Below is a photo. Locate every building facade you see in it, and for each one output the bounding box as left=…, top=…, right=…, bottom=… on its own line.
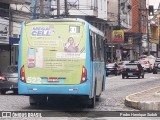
left=123, top=0, right=147, bottom=60
left=0, top=0, right=27, bottom=71
left=106, top=0, right=132, bottom=61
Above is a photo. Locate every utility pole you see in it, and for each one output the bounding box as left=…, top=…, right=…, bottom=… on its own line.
left=158, top=15, right=160, bottom=57
left=138, top=1, right=142, bottom=56
left=40, top=0, right=44, bottom=18
left=64, top=0, right=68, bottom=16
left=118, top=0, right=121, bottom=29
left=117, top=0, right=121, bottom=61
left=32, top=0, right=37, bottom=19
left=147, top=14, right=150, bottom=55
left=9, top=5, right=12, bottom=65
left=57, top=0, right=60, bottom=17
left=111, top=26, right=114, bottom=62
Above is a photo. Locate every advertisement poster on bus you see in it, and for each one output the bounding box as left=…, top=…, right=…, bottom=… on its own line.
left=21, top=22, right=86, bottom=85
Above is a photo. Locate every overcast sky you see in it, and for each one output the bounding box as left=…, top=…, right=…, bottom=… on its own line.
left=147, top=0, right=160, bottom=9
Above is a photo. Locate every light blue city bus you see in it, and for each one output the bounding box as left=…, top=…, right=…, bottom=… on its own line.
left=18, top=18, right=106, bottom=108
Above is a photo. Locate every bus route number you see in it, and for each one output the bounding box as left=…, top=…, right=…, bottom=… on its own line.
left=27, top=77, right=41, bottom=83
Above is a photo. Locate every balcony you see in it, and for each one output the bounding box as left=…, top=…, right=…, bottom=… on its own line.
left=0, top=0, right=25, bottom=4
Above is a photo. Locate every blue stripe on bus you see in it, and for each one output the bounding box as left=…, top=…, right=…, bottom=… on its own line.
left=18, top=22, right=24, bottom=81
left=85, top=22, right=92, bottom=97
left=18, top=81, right=90, bottom=95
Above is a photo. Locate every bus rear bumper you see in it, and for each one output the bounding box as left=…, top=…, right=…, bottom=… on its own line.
left=18, top=82, right=90, bottom=96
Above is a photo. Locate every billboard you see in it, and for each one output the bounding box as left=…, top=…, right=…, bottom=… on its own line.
left=112, top=30, right=124, bottom=42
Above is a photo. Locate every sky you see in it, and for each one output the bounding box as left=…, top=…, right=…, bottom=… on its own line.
left=147, top=0, right=160, bottom=9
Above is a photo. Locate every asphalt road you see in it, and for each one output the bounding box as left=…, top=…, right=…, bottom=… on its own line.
left=0, top=73, right=160, bottom=120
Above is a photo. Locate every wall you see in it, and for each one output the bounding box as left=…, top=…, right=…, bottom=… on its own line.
left=130, top=0, right=147, bottom=33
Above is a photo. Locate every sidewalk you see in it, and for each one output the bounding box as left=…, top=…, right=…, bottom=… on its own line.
left=125, top=86, right=160, bottom=110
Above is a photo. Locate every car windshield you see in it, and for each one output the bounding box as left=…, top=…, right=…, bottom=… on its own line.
left=5, top=66, right=18, bottom=73
left=125, top=64, right=137, bottom=69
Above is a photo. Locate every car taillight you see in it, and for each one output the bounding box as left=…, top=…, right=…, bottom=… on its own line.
left=136, top=67, right=139, bottom=71
left=20, top=65, right=26, bottom=83
left=80, top=66, right=87, bottom=83
left=145, top=61, right=150, bottom=65
left=0, top=76, right=5, bottom=80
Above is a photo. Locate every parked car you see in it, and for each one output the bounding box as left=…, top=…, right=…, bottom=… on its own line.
left=139, top=59, right=152, bottom=72
left=0, top=65, right=18, bottom=94
left=122, top=63, right=144, bottom=79
left=146, top=55, right=156, bottom=69
left=139, top=55, right=156, bottom=69
left=153, top=58, right=160, bottom=74
left=106, top=63, right=121, bottom=76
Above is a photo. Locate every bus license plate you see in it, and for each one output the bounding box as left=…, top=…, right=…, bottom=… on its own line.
left=48, top=78, right=59, bottom=82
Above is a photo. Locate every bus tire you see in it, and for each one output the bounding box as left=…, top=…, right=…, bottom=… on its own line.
left=29, top=96, right=37, bottom=106
left=29, top=96, right=47, bottom=106
left=1, top=90, right=6, bottom=95
left=88, top=83, right=96, bottom=108
left=96, top=77, right=104, bottom=101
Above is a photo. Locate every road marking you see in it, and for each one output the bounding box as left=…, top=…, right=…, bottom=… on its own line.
left=149, top=77, right=159, bottom=79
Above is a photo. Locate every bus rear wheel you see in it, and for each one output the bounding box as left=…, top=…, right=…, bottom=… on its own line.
left=29, top=96, right=47, bottom=106
left=88, top=84, right=96, bottom=108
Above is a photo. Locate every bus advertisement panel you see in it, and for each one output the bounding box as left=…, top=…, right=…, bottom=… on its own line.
left=20, top=21, right=86, bottom=85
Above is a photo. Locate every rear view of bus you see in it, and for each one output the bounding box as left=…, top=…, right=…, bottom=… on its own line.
left=18, top=18, right=105, bottom=108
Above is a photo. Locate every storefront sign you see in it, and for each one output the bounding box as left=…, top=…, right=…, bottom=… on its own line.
left=112, top=30, right=124, bottom=42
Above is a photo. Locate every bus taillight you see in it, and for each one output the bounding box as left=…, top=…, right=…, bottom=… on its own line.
left=81, top=66, right=87, bottom=83
left=20, top=65, right=26, bottom=83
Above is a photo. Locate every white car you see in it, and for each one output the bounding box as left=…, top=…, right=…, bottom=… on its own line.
left=139, top=55, right=156, bottom=69
left=139, top=59, right=152, bottom=72
left=118, top=61, right=130, bottom=72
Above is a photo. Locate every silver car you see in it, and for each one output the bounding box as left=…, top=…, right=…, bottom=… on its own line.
left=0, top=65, right=18, bottom=94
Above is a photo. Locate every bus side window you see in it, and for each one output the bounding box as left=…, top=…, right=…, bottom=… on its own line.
left=96, top=35, right=100, bottom=61
left=100, top=37, right=104, bottom=62
left=91, top=32, right=96, bottom=61
left=90, top=34, right=93, bottom=61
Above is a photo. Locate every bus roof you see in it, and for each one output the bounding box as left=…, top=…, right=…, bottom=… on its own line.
left=24, top=18, right=105, bottom=37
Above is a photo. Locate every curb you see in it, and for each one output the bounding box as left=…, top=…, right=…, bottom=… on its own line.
left=125, top=86, right=160, bottom=110
left=154, top=91, right=160, bottom=97
left=125, top=96, right=140, bottom=110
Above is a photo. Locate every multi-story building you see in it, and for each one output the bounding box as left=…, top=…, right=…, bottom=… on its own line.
left=106, top=0, right=150, bottom=61
left=149, top=4, right=160, bottom=57
left=106, top=0, right=132, bottom=61
left=127, top=0, right=147, bottom=59
left=0, top=0, right=25, bottom=71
